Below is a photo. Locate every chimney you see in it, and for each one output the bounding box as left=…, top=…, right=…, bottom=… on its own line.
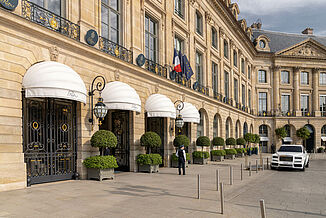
left=302, top=28, right=313, bottom=35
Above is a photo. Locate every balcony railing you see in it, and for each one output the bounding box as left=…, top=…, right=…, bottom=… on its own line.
left=22, top=0, right=80, bottom=41
left=258, top=111, right=274, bottom=117
left=301, top=110, right=314, bottom=117
left=213, top=91, right=223, bottom=102
left=280, top=111, right=296, bottom=117
left=173, top=73, right=191, bottom=88
left=99, top=37, right=133, bottom=64
left=193, top=83, right=209, bottom=96
left=322, top=111, right=326, bottom=117
left=144, top=58, right=167, bottom=78
left=223, top=97, right=233, bottom=106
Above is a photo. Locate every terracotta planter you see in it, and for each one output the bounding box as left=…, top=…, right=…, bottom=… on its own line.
left=211, top=155, right=224, bottom=162
left=225, top=154, right=235, bottom=160
left=87, top=168, right=114, bottom=181
left=138, top=164, right=159, bottom=173
left=193, top=157, right=208, bottom=165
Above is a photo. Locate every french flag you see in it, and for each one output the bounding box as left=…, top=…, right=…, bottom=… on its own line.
left=173, top=48, right=182, bottom=73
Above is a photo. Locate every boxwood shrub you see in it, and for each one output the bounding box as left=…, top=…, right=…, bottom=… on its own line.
left=83, top=155, right=118, bottom=169
left=90, top=130, right=117, bottom=149
left=140, top=132, right=162, bottom=152
left=236, top=138, right=246, bottom=146
left=235, top=148, right=245, bottom=154
left=211, top=150, right=226, bottom=156
left=226, top=138, right=236, bottom=146
left=212, top=137, right=225, bottom=147
left=196, top=136, right=211, bottom=147
left=192, top=151, right=209, bottom=159
left=136, top=154, right=162, bottom=166
left=224, top=148, right=237, bottom=155
left=173, top=135, right=190, bottom=147
left=317, top=147, right=325, bottom=153
left=171, top=153, right=190, bottom=161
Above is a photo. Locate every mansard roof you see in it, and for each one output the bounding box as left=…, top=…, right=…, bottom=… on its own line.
left=252, top=29, right=326, bottom=53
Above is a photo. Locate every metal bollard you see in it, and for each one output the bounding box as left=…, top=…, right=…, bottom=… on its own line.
left=249, top=162, right=252, bottom=176
left=241, top=163, right=243, bottom=181
left=216, top=169, right=220, bottom=191
left=262, top=159, right=264, bottom=171
left=260, top=199, right=266, bottom=218
left=230, top=166, right=233, bottom=185
left=197, top=174, right=200, bottom=199
left=256, top=160, right=258, bottom=173
left=220, top=182, right=224, bottom=214
left=267, top=157, right=269, bottom=170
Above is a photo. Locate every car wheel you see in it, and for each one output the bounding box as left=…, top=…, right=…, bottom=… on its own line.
left=271, top=166, right=276, bottom=170
left=301, top=166, right=305, bottom=171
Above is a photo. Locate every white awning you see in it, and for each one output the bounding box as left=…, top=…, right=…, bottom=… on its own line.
left=260, top=137, right=269, bottom=142
left=102, top=81, right=141, bottom=113
left=283, top=137, right=293, bottom=142
left=22, top=61, right=87, bottom=103
left=145, top=94, right=176, bottom=118
left=321, top=137, right=326, bottom=142
left=178, top=102, right=200, bottom=124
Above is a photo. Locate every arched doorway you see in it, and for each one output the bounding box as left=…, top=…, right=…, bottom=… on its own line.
left=235, top=120, right=241, bottom=138
left=321, top=125, right=326, bottom=146
left=305, top=124, right=315, bottom=153
left=225, top=117, right=233, bottom=139
left=213, top=113, right=221, bottom=138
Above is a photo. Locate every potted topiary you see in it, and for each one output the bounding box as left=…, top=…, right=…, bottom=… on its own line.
left=212, top=137, right=225, bottom=149
left=226, top=137, right=236, bottom=149
left=235, top=148, right=245, bottom=157
left=194, top=136, right=211, bottom=164
left=137, top=132, right=162, bottom=173
left=317, top=147, right=325, bottom=153
left=171, top=135, right=190, bottom=167
left=192, top=151, right=209, bottom=164
left=211, top=150, right=226, bottom=162
left=171, top=153, right=190, bottom=168
left=236, top=138, right=246, bottom=148
left=224, top=148, right=237, bottom=159
left=84, top=130, right=118, bottom=181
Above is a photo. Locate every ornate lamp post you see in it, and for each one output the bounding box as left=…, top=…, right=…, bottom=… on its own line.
left=89, top=76, right=108, bottom=127
left=174, top=100, right=184, bottom=134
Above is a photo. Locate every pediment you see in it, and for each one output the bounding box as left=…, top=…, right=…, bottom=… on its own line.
left=276, top=39, right=326, bottom=58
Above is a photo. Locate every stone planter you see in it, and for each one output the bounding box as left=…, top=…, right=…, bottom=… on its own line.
left=211, top=155, right=224, bottom=162
left=138, top=164, right=159, bottom=173
left=87, top=168, right=114, bottom=181
left=225, top=154, right=235, bottom=160
left=193, top=157, right=208, bottom=165
left=236, top=153, right=245, bottom=158
left=171, top=159, right=189, bottom=168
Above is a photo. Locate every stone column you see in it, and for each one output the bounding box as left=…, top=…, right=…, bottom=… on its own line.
left=313, top=68, right=320, bottom=116
left=273, top=66, right=280, bottom=115
left=293, top=67, right=301, bottom=116
left=219, top=28, right=225, bottom=95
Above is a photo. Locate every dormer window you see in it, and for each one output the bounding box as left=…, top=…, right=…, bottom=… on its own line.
left=259, top=40, right=266, bottom=49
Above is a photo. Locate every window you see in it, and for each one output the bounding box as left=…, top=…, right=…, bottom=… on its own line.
left=233, top=50, right=237, bottom=67
left=196, top=52, right=203, bottom=85
left=145, top=15, right=158, bottom=62
left=281, top=94, right=290, bottom=113
left=224, top=40, right=229, bottom=59
left=242, top=84, right=246, bottom=106
left=259, top=40, right=266, bottom=49
left=241, top=58, right=245, bottom=74
left=174, top=0, right=184, bottom=18
left=196, top=11, right=203, bottom=35
left=258, top=70, right=266, bottom=83
left=258, top=92, right=267, bottom=113
left=320, top=73, right=326, bottom=85
left=259, top=125, right=268, bottom=137
left=248, top=89, right=251, bottom=108
left=101, top=0, right=121, bottom=44
left=213, top=115, right=218, bottom=138
left=243, top=122, right=248, bottom=136
left=320, top=95, right=326, bottom=116
left=212, top=62, right=218, bottom=93
left=174, top=36, right=184, bottom=53
left=248, top=65, right=251, bottom=79
left=235, top=122, right=239, bottom=138
left=225, top=71, right=229, bottom=98
left=322, top=125, right=326, bottom=137
left=234, top=79, right=238, bottom=102
left=281, top=71, right=290, bottom=84
left=197, top=111, right=203, bottom=138
left=301, top=95, right=309, bottom=114
left=30, top=0, right=66, bottom=17
left=225, top=119, right=230, bottom=139
left=301, top=72, right=309, bottom=85
left=212, top=27, right=217, bottom=48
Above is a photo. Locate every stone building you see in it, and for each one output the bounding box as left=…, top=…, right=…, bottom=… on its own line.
left=0, top=0, right=325, bottom=191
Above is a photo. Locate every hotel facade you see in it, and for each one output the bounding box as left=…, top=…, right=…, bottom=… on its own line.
left=0, top=0, right=325, bottom=191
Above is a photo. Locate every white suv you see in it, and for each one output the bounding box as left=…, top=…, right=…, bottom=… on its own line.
left=271, top=145, right=309, bottom=171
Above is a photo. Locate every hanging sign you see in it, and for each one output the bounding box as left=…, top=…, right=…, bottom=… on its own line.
left=85, top=29, right=98, bottom=46
left=0, top=0, right=18, bottom=10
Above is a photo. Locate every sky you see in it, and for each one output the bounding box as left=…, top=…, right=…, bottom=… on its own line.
left=233, top=0, right=326, bottom=36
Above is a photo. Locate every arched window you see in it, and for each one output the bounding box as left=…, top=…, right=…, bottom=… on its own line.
left=213, top=115, right=218, bottom=138
left=243, top=122, right=248, bottom=136
left=235, top=121, right=240, bottom=138
left=197, top=111, right=203, bottom=138
left=259, top=125, right=268, bottom=137
left=322, top=125, right=326, bottom=137
left=226, top=120, right=229, bottom=139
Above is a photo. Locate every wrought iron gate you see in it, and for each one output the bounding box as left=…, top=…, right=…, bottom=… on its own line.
left=23, top=98, right=77, bottom=185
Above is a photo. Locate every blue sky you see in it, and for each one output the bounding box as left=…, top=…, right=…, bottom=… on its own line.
left=233, top=0, right=326, bottom=36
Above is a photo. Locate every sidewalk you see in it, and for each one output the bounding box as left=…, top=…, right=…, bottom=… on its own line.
left=0, top=154, right=272, bottom=218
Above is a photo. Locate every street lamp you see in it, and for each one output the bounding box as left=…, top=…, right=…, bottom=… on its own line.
left=174, top=100, right=184, bottom=134
left=89, top=76, right=108, bottom=127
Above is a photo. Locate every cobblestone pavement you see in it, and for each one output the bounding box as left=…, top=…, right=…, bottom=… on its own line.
left=0, top=155, right=325, bottom=218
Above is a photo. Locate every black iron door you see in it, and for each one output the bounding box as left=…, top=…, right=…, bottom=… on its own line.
left=111, top=111, right=130, bottom=171
left=146, top=117, right=165, bottom=164
left=23, top=98, right=76, bottom=185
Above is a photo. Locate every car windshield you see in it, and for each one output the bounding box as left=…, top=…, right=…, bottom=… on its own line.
left=278, top=146, right=302, bottom=152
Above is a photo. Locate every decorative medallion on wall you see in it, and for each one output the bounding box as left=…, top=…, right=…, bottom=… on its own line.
left=49, top=46, right=59, bottom=61
left=193, top=81, right=198, bottom=90
left=85, top=29, right=98, bottom=46
left=136, top=54, right=145, bottom=67
left=0, top=0, right=18, bottom=10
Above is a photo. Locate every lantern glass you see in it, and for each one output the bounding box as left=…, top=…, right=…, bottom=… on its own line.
left=94, top=98, right=108, bottom=119
left=175, top=115, right=184, bottom=128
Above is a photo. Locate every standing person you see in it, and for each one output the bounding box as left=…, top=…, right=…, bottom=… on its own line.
left=176, top=145, right=186, bottom=175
